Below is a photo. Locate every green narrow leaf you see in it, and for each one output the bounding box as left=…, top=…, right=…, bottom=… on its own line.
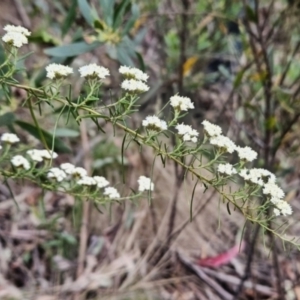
left=113, top=0, right=131, bottom=29
left=190, top=180, right=198, bottom=222
left=62, top=0, right=77, bottom=36
left=245, top=5, right=258, bottom=23
left=135, top=51, right=145, bottom=72
left=15, top=120, right=71, bottom=153
left=49, top=128, right=80, bottom=137
left=226, top=202, right=231, bottom=215
left=234, top=68, right=246, bottom=88
left=44, top=41, right=101, bottom=57
left=122, top=4, right=139, bottom=35
left=99, top=0, right=115, bottom=26
left=0, top=112, right=16, bottom=127
left=94, top=19, right=105, bottom=31
left=121, top=133, right=127, bottom=183
left=116, top=45, right=134, bottom=66
left=78, top=0, right=96, bottom=26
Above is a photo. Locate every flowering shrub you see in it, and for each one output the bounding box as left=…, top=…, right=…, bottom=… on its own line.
left=0, top=25, right=296, bottom=247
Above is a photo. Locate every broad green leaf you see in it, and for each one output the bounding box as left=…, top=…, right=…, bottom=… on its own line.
left=94, top=19, right=105, bottom=31
left=99, top=0, right=115, bottom=26
left=105, top=44, right=118, bottom=60
left=113, top=0, right=131, bottom=29
left=15, top=120, right=71, bottom=153
left=44, top=41, right=101, bottom=57
left=122, top=4, right=139, bottom=35
left=218, top=65, right=232, bottom=80
left=60, top=232, right=77, bottom=245
left=29, top=30, right=59, bottom=45
left=116, top=46, right=134, bottom=66
left=234, top=68, right=246, bottom=88
left=245, top=5, right=258, bottom=23
left=62, top=0, right=77, bottom=36
left=135, top=51, right=145, bottom=72
left=49, top=128, right=79, bottom=138
left=0, top=112, right=16, bottom=127
left=78, top=0, right=97, bottom=26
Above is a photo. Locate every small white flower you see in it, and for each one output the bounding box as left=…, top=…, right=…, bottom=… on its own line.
left=270, top=197, right=281, bottom=205
left=142, top=115, right=167, bottom=132
left=93, top=176, right=109, bottom=188
left=138, top=176, right=154, bottom=192
left=2, top=25, right=31, bottom=48
left=4, top=25, right=31, bottom=36
left=79, top=63, right=110, bottom=80
left=104, top=187, right=120, bottom=199
left=202, top=120, right=222, bottom=137
left=60, top=163, right=76, bottom=174
left=71, top=167, right=87, bottom=178
left=170, top=95, right=194, bottom=111
left=121, top=79, right=149, bottom=93
left=263, top=182, right=285, bottom=199
left=210, top=135, right=236, bottom=153
left=273, top=208, right=280, bottom=216
left=1, top=133, right=20, bottom=144
left=217, top=163, right=237, bottom=176
left=46, top=63, right=73, bottom=79
left=2, top=32, right=28, bottom=48
left=239, top=168, right=276, bottom=186
left=11, top=155, right=30, bottom=170
left=26, top=149, right=44, bottom=162
left=47, top=168, right=66, bottom=182
left=77, top=176, right=97, bottom=186
left=119, top=66, right=149, bottom=82
left=40, top=150, right=58, bottom=160
left=175, top=123, right=198, bottom=143
left=275, top=200, right=292, bottom=216
left=236, top=146, right=257, bottom=162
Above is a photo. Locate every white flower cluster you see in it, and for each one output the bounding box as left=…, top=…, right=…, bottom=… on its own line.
left=46, top=63, right=73, bottom=79
left=273, top=200, right=292, bottom=217
left=104, top=187, right=120, bottom=199
left=239, top=168, right=292, bottom=216
left=2, top=25, right=31, bottom=48
left=121, top=79, right=149, bottom=93
left=27, top=149, right=58, bottom=162
left=138, top=176, right=154, bottom=192
left=94, top=176, right=110, bottom=188
left=202, top=121, right=257, bottom=162
left=1, top=133, right=20, bottom=144
left=263, top=182, right=292, bottom=216
left=236, top=146, right=257, bottom=162
left=239, top=168, right=276, bottom=186
left=210, top=135, right=236, bottom=154
left=217, top=163, right=237, bottom=176
left=119, top=66, right=149, bottom=82
left=170, top=95, right=194, bottom=112
left=119, top=66, right=149, bottom=93
left=11, top=155, right=30, bottom=170
left=142, top=115, right=167, bottom=132
left=202, top=120, right=222, bottom=137
left=61, top=164, right=87, bottom=178
left=79, top=63, right=110, bottom=80
left=0, top=135, right=154, bottom=201
left=77, top=176, right=97, bottom=186
left=263, top=182, right=284, bottom=198
left=47, top=167, right=67, bottom=182
left=175, top=123, right=198, bottom=143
